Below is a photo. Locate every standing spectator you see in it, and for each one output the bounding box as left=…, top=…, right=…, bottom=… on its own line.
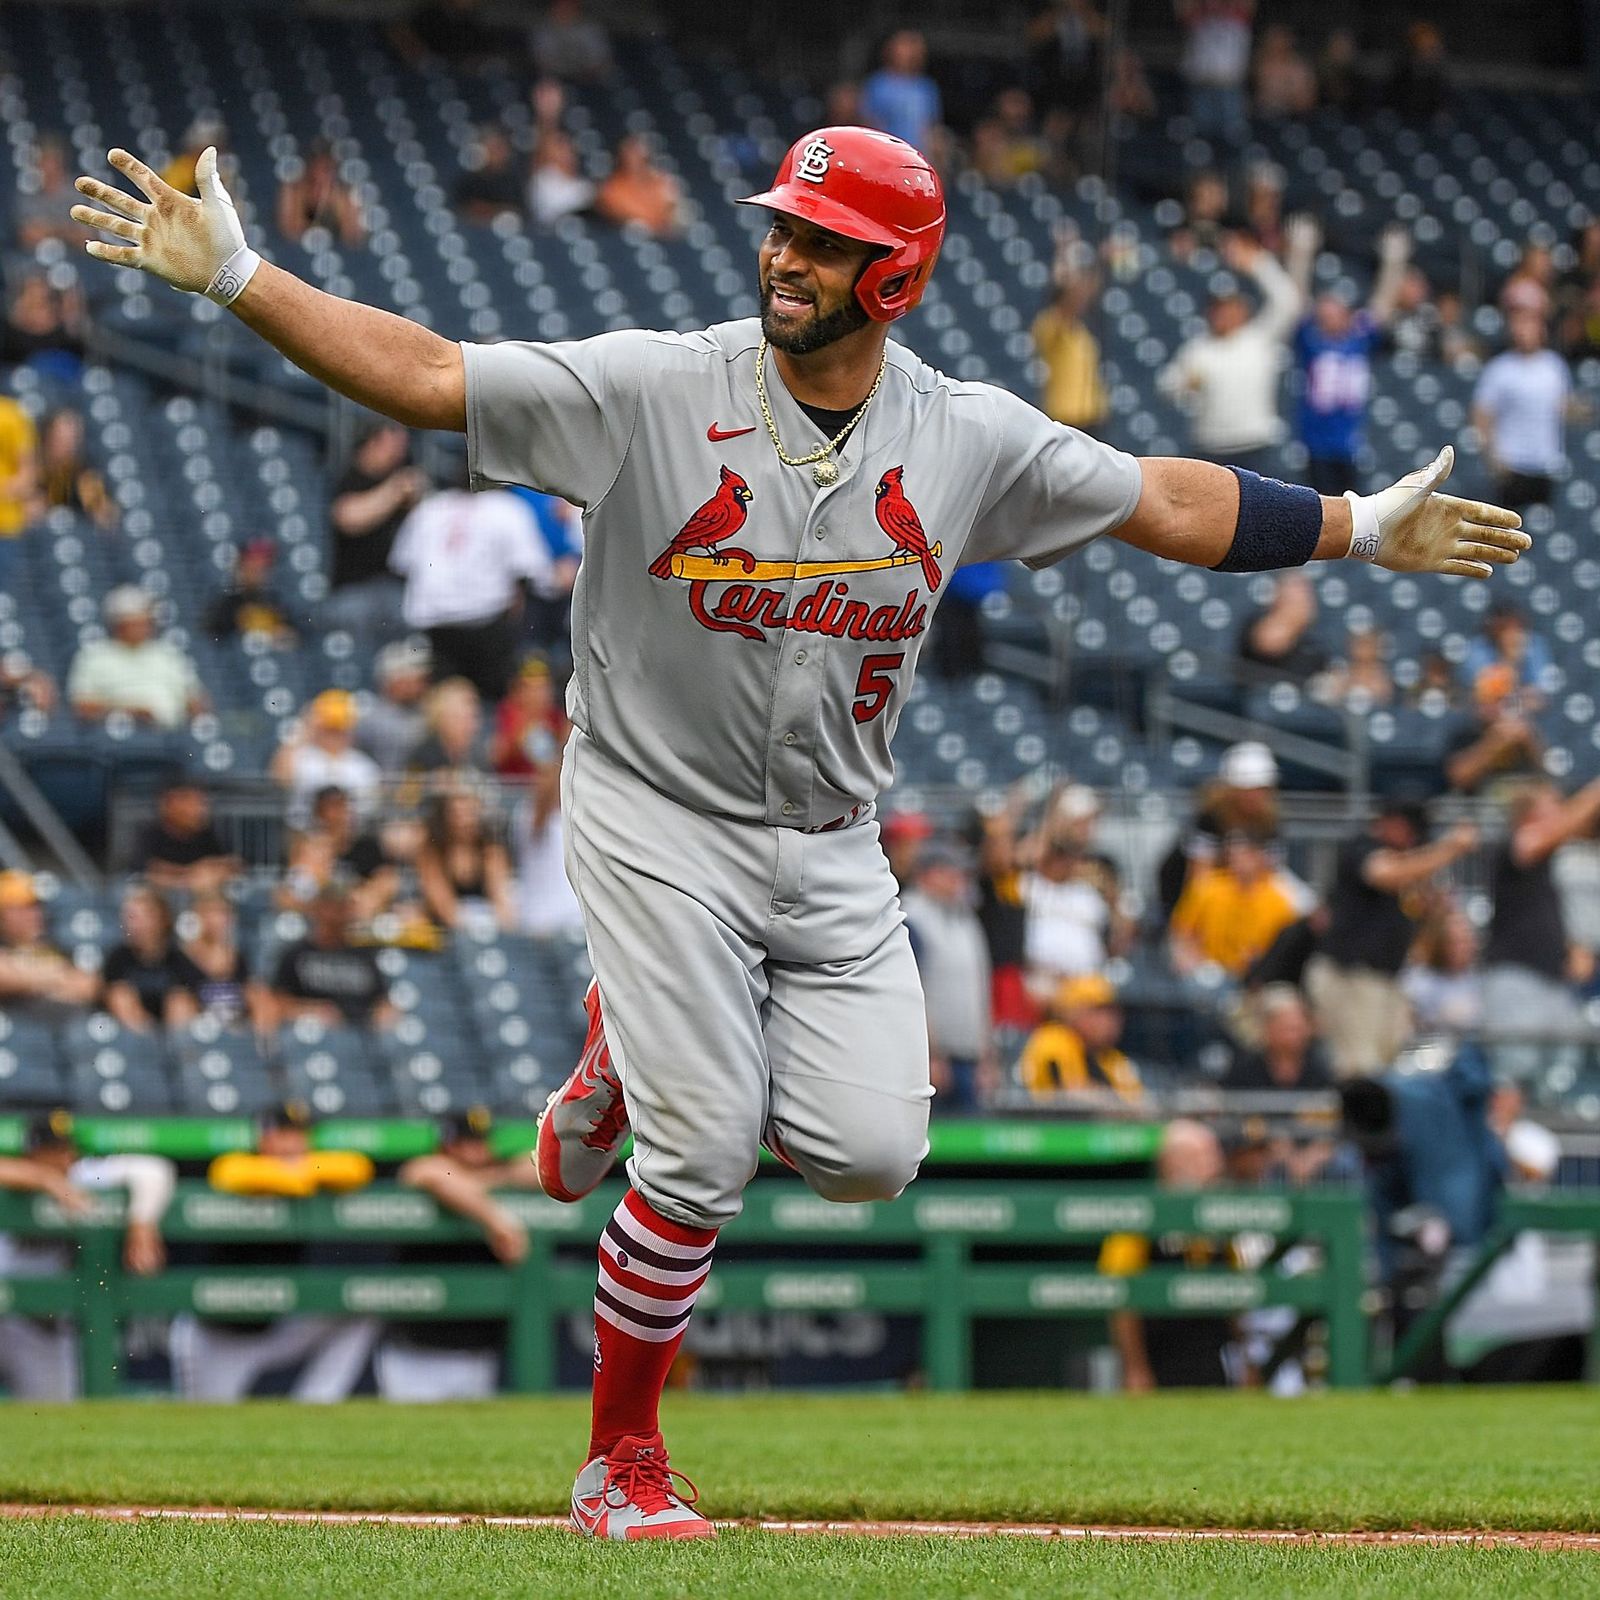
left=1105, top=47, right=1157, bottom=125
left=452, top=128, right=524, bottom=224
left=860, top=30, right=942, bottom=153
left=416, top=787, right=516, bottom=936
left=1293, top=227, right=1412, bottom=495
left=530, top=0, right=614, bottom=83
left=1499, top=244, right=1555, bottom=323
left=37, top=408, right=116, bottom=531
left=13, top=137, right=83, bottom=251
left=594, top=136, right=683, bottom=237
left=1388, top=21, right=1449, bottom=120
left=528, top=131, right=595, bottom=228
left=1313, top=624, right=1394, bottom=710
left=1472, top=311, right=1571, bottom=511
left=1481, top=778, right=1600, bottom=1045
left=902, top=838, right=993, bottom=1114
left=270, top=887, right=397, bottom=1031
left=0, top=870, right=99, bottom=1015
left=511, top=751, right=583, bottom=940
left=358, top=638, right=433, bottom=775
left=174, top=891, right=271, bottom=1033
left=1158, top=224, right=1311, bottom=473
left=1304, top=803, right=1479, bottom=1077
left=324, top=423, right=429, bottom=649
left=1241, top=163, right=1285, bottom=258
left=1221, top=985, right=1332, bottom=1091
left=1170, top=831, right=1309, bottom=980
left=395, top=0, right=522, bottom=69
left=270, top=690, right=384, bottom=826
left=1403, top=909, right=1486, bottom=1037
left=1175, top=0, right=1256, bottom=141
left=137, top=777, right=239, bottom=894
left=502, top=487, right=581, bottom=652
left=1462, top=603, right=1553, bottom=718
left=1157, top=740, right=1282, bottom=917
left=1251, top=24, right=1316, bottom=117
left=1032, top=241, right=1107, bottom=433
left=102, top=884, right=192, bottom=1033
left=68, top=587, right=206, bottom=729
left=276, top=140, right=365, bottom=247
left=407, top=677, right=489, bottom=783
left=928, top=562, right=1004, bottom=680
left=1236, top=571, right=1325, bottom=684
left=1316, top=28, right=1365, bottom=112
left=1019, top=973, right=1142, bottom=1101
left=1027, top=1, right=1105, bottom=126
left=1166, top=169, right=1232, bottom=264
left=390, top=476, right=551, bottom=702
left=0, top=392, right=38, bottom=594
left=206, top=538, right=295, bottom=646
left=491, top=655, right=566, bottom=779
left=969, top=794, right=1033, bottom=1030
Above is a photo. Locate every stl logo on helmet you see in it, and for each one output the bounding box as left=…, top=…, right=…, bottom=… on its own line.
left=795, top=137, right=834, bottom=185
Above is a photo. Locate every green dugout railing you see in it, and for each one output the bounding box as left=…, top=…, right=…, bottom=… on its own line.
left=0, top=1180, right=1367, bottom=1396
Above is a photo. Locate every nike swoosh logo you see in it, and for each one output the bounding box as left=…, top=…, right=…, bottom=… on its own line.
left=707, top=423, right=756, bottom=441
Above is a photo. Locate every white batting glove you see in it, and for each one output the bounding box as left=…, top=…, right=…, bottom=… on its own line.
left=71, top=146, right=261, bottom=305
left=1343, top=446, right=1528, bottom=579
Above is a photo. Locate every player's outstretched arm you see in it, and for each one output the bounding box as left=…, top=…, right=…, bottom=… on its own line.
left=1114, top=447, right=1528, bottom=578
left=72, top=147, right=464, bottom=432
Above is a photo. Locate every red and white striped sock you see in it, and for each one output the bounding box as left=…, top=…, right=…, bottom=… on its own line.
left=588, top=1187, right=717, bottom=1461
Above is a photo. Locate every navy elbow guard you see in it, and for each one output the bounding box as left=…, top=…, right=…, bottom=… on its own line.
left=1210, top=467, right=1324, bottom=573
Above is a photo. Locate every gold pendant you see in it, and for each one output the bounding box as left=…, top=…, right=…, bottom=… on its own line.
left=813, top=459, right=839, bottom=487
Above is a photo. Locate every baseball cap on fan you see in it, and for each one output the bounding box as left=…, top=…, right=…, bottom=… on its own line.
left=0, top=869, right=39, bottom=909
left=1218, top=741, right=1279, bottom=790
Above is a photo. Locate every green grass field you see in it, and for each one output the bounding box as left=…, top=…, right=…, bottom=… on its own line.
left=3, top=1392, right=1597, bottom=1597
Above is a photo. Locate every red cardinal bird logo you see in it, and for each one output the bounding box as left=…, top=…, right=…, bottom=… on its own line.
left=874, top=467, right=941, bottom=594
left=649, top=466, right=755, bottom=580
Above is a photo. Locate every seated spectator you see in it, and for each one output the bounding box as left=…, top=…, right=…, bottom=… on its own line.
left=1101, top=1119, right=1236, bottom=1391
left=861, top=29, right=942, bottom=152
left=1157, top=740, right=1282, bottom=918
left=970, top=89, right=1048, bottom=188
left=1388, top=19, right=1448, bottom=119
left=928, top=560, right=1004, bottom=679
left=102, top=884, right=192, bottom=1033
left=1408, top=649, right=1460, bottom=711
left=137, top=777, right=239, bottom=894
left=1222, top=985, right=1333, bottom=1091
left=530, top=0, right=614, bottom=83
left=37, top=408, right=116, bottom=531
left=1305, top=803, right=1478, bottom=1076
left=1498, top=244, right=1555, bottom=323
left=278, top=785, right=401, bottom=923
left=1, top=273, right=87, bottom=377
left=68, top=587, right=206, bottom=730
left=174, top=890, right=270, bottom=1033
left=358, top=638, right=433, bottom=775
left=271, top=690, right=384, bottom=828
left=408, top=677, right=489, bottom=784
left=394, top=0, right=521, bottom=70
left=271, top=887, right=397, bottom=1031
left=1032, top=237, right=1107, bottom=432
left=1105, top=46, right=1156, bottom=123
left=1316, top=27, right=1365, bottom=112
left=0, top=870, right=99, bottom=1014
left=1241, top=162, right=1285, bottom=258
left=1462, top=603, right=1553, bottom=718
left=595, top=135, right=683, bottom=237
left=0, top=652, right=55, bottom=721
left=417, top=787, right=515, bottom=936
left=161, top=117, right=224, bottom=197
left=1251, top=24, right=1315, bottom=116
left=511, top=755, right=583, bottom=939
left=1481, top=777, right=1600, bottom=1044
left=1237, top=572, right=1325, bottom=684
left=902, top=838, right=994, bottom=1114
left=1560, top=276, right=1600, bottom=361
left=0, top=392, right=39, bottom=593
left=1312, top=625, right=1393, bottom=710
left=1019, top=973, right=1142, bottom=1102
left=1444, top=706, right=1544, bottom=797
left=491, top=656, right=566, bottom=779
left=1166, top=168, right=1231, bottom=263
left=206, top=538, right=295, bottom=646
left=1472, top=310, right=1571, bottom=512
left=453, top=128, right=524, bottom=224
left=1170, top=831, right=1310, bottom=980
left=1403, top=908, right=1486, bottom=1037
left=14, top=137, right=84, bottom=252
left=527, top=131, right=595, bottom=227
left=276, top=140, right=364, bottom=247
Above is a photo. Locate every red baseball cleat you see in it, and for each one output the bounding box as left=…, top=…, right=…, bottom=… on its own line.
left=569, top=1432, right=715, bottom=1541
left=535, top=979, right=629, bottom=1202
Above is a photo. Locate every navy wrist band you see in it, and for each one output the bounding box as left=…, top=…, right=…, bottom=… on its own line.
left=1210, top=467, right=1324, bottom=573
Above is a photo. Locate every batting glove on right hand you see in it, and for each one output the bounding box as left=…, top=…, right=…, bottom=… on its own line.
left=1344, top=446, right=1529, bottom=579
left=72, top=145, right=260, bottom=304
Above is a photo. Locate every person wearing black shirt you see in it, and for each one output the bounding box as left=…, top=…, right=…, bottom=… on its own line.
left=137, top=778, right=239, bottom=893
left=1483, top=777, right=1600, bottom=1049
left=205, top=538, right=294, bottom=646
left=453, top=129, right=525, bottom=223
left=1304, top=802, right=1479, bottom=1076
left=103, top=884, right=190, bottom=1031
left=321, top=424, right=429, bottom=649
left=270, top=888, right=396, bottom=1030
left=1223, top=986, right=1334, bottom=1093
left=277, top=785, right=402, bottom=924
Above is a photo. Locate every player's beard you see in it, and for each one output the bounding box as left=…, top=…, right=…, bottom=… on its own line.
left=760, top=284, right=871, bottom=355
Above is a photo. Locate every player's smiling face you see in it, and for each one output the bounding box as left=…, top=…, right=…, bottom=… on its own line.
left=758, top=213, right=875, bottom=355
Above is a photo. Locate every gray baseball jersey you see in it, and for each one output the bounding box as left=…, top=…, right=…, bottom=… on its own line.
left=463, top=318, right=1141, bottom=829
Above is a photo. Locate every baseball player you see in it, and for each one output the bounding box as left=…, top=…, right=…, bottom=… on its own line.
left=74, top=125, right=1525, bottom=1537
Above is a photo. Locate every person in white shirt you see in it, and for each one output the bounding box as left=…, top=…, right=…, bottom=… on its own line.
left=270, top=688, right=384, bottom=828
left=512, top=758, right=584, bottom=939
left=67, top=586, right=206, bottom=730
left=1472, top=311, right=1571, bottom=511
left=1159, top=225, right=1311, bottom=472
left=389, top=474, right=552, bottom=700
left=0, top=1112, right=175, bottom=1400
left=527, top=131, right=595, bottom=228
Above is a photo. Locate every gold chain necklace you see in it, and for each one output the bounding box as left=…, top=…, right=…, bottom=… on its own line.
left=754, top=337, right=887, bottom=487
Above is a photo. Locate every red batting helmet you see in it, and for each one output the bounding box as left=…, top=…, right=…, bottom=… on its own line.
left=739, top=127, right=945, bottom=323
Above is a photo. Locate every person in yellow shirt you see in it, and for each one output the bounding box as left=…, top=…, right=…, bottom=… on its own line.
left=0, top=395, right=40, bottom=554
left=207, top=1099, right=375, bottom=1197
left=1031, top=248, right=1108, bottom=433
left=1169, top=831, right=1308, bottom=979
left=1019, top=973, right=1143, bottom=1101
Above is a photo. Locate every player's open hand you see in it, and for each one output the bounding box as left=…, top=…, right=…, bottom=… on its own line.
left=1353, top=446, right=1529, bottom=579
left=71, top=146, right=246, bottom=296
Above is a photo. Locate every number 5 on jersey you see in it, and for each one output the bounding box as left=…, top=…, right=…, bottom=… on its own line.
left=852, top=652, right=905, bottom=724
